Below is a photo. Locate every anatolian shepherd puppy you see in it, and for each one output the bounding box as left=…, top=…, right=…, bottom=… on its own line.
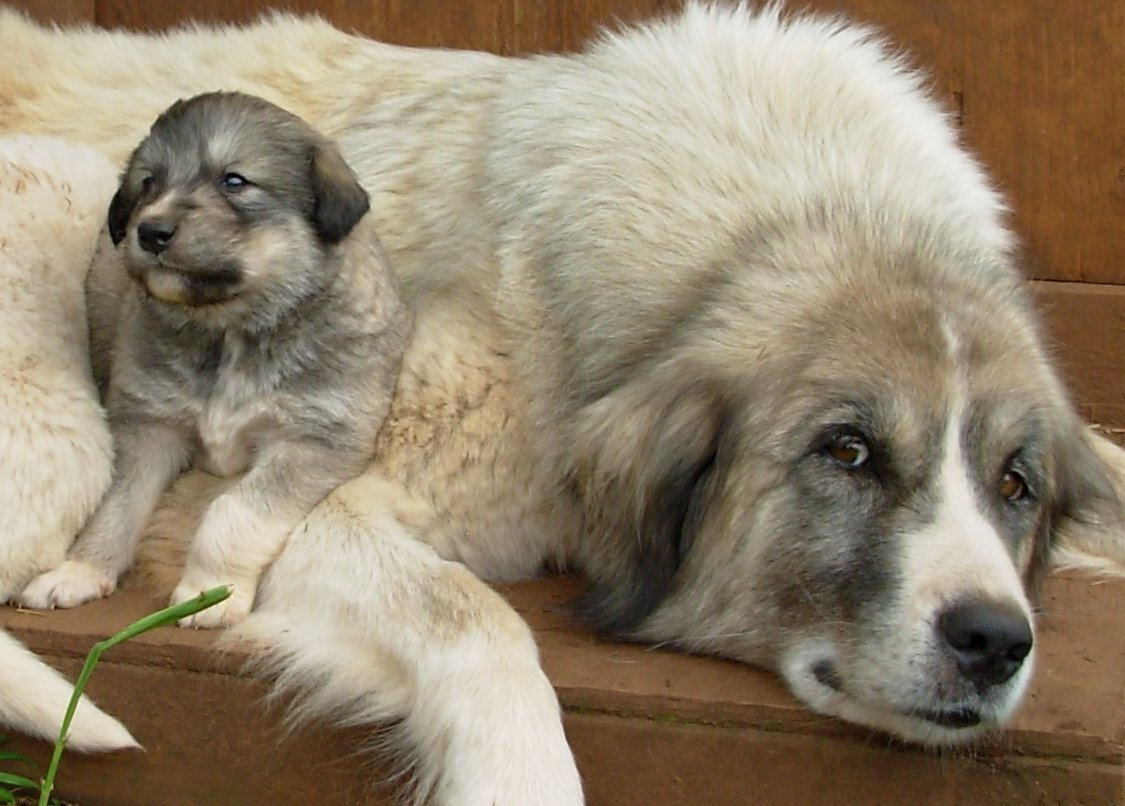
left=19, top=92, right=411, bottom=628
left=0, top=5, right=1122, bottom=803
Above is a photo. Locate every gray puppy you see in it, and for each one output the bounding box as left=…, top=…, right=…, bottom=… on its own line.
left=20, top=92, right=411, bottom=627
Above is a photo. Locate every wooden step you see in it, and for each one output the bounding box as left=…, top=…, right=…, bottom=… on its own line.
left=0, top=572, right=1121, bottom=805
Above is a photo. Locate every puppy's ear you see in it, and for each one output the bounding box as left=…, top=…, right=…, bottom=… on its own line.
left=1048, top=425, right=1125, bottom=580
left=107, top=180, right=136, bottom=246
left=570, top=376, right=726, bottom=636
left=310, top=141, right=369, bottom=244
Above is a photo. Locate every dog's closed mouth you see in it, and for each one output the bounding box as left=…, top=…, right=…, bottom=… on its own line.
left=812, top=660, right=983, bottom=730
left=185, top=267, right=241, bottom=289
left=912, top=708, right=982, bottom=729
left=143, top=264, right=241, bottom=306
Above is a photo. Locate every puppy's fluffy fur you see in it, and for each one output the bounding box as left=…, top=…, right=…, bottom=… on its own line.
left=0, top=5, right=1123, bottom=802
left=20, top=93, right=412, bottom=628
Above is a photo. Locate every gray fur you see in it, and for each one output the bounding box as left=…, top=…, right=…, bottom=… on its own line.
left=50, top=92, right=411, bottom=616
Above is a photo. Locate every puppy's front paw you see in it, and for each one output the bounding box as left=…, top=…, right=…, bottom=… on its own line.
left=170, top=575, right=255, bottom=629
left=19, top=561, right=116, bottom=610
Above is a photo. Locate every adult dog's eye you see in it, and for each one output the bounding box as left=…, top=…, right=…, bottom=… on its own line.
left=220, top=173, right=249, bottom=190
left=825, top=433, right=870, bottom=469
left=998, top=469, right=1028, bottom=503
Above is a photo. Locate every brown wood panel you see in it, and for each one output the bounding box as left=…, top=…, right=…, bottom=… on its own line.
left=1, top=572, right=1121, bottom=804
left=1033, top=280, right=1125, bottom=430
left=5, top=0, right=94, bottom=23
left=959, top=1, right=1123, bottom=285
left=94, top=0, right=671, bottom=53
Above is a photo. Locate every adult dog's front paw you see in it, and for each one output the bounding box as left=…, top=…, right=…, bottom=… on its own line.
left=18, top=560, right=116, bottom=609
left=170, top=574, right=255, bottom=629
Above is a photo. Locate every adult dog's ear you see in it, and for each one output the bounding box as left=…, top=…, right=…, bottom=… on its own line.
left=107, top=180, right=137, bottom=246
left=1047, top=426, right=1125, bottom=580
left=310, top=140, right=369, bottom=244
left=570, top=376, right=726, bottom=636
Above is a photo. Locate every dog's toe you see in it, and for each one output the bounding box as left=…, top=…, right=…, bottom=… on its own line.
left=18, top=560, right=115, bottom=610
left=171, top=577, right=253, bottom=629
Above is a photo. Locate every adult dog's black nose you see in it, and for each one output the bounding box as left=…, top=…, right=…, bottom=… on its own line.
left=137, top=220, right=176, bottom=254
left=938, top=600, right=1032, bottom=691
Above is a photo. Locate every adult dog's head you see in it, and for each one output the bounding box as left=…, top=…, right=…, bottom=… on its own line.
left=108, top=91, right=369, bottom=330
left=563, top=228, right=1124, bottom=747
left=490, top=6, right=1125, bottom=746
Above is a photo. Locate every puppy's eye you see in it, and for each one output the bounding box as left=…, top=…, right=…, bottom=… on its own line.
left=998, top=469, right=1028, bottom=503
left=140, top=175, right=155, bottom=194
left=825, top=433, right=870, bottom=469
left=220, top=173, right=249, bottom=191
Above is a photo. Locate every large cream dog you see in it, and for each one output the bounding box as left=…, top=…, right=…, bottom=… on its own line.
left=0, top=5, right=1122, bottom=803
left=0, top=136, right=137, bottom=751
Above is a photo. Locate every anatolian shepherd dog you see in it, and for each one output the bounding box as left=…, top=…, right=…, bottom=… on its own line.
left=0, top=4, right=1122, bottom=803
left=19, top=92, right=411, bottom=629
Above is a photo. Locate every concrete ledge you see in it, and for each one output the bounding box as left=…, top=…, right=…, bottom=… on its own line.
left=0, top=572, right=1121, bottom=804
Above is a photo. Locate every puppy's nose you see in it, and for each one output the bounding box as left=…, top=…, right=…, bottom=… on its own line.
left=937, top=599, right=1032, bottom=691
left=137, top=220, right=177, bottom=254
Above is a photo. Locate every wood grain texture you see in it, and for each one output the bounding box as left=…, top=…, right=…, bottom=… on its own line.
left=958, top=1, right=1123, bottom=285
left=4, top=0, right=94, bottom=23
left=94, top=0, right=672, bottom=53
left=1033, top=281, right=1125, bottom=429
left=1, top=573, right=1121, bottom=805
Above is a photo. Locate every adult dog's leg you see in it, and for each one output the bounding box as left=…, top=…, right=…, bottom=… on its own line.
left=171, top=441, right=370, bottom=629
left=226, top=474, right=584, bottom=806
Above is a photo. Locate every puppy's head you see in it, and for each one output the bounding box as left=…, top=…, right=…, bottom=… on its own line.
left=108, top=91, right=369, bottom=318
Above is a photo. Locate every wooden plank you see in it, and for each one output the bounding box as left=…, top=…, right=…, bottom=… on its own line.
left=958, top=1, right=1124, bottom=285
left=5, top=0, right=94, bottom=24
left=93, top=0, right=669, bottom=52
left=570, top=715, right=1123, bottom=806
left=0, top=571, right=1120, bottom=804
left=1033, top=281, right=1125, bottom=430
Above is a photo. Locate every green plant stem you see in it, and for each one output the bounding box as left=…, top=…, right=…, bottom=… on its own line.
left=38, top=586, right=232, bottom=806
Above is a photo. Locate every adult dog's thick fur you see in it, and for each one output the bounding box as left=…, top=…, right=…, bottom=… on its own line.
left=0, top=136, right=137, bottom=752
left=0, top=4, right=1123, bottom=802
left=19, top=92, right=410, bottom=629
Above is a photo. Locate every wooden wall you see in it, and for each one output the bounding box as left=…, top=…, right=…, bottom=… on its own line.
left=8, top=0, right=1124, bottom=428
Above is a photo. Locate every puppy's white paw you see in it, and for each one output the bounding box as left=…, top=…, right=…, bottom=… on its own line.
left=170, top=575, right=254, bottom=629
left=19, top=560, right=116, bottom=610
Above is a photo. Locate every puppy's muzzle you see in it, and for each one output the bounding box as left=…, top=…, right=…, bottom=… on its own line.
left=937, top=599, right=1032, bottom=691
left=137, top=219, right=176, bottom=255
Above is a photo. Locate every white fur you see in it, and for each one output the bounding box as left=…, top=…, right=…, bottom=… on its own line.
left=226, top=476, right=584, bottom=804
left=0, top=137, right=115, bottom=600
left=0, top=136, right=136, bottom=752
left=0, top=630, right=137, bottom=752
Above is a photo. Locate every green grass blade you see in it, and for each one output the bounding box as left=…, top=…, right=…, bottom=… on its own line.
left=38, top=585, right=232, bottom=806
left=0, top=773, right=38, bottom=790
